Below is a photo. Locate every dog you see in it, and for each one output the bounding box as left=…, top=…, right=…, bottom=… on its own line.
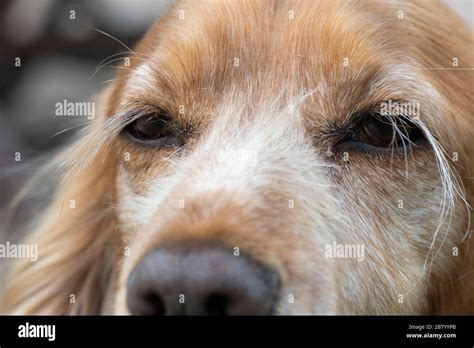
left=1, top=0, right=473, bottom=315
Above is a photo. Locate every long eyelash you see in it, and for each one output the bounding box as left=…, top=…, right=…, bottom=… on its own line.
left=54, top=109, right=140, bottom=181
left=325, top=110, right=422, bottom=154
left=383, top=115, right=415, bottom=179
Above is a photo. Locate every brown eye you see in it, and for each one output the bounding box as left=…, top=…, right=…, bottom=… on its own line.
left=354, top=114, right=424, bottom=148
left=123, top=110, right=182, bottom=147
left=129, top=115, right=170, bottom=140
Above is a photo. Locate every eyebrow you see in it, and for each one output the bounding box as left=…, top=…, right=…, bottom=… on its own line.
left=124, top=62, right=158, bottom=96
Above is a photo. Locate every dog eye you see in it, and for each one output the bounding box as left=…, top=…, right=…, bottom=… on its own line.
left=352, top=114, right=424, bottom=148
left=123, top=111, right=182, bottom=147
left=126, top=113, right=170, bottom=140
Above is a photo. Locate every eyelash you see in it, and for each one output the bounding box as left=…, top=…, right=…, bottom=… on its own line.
left=328, top=112, right=426, bottom=155
left=120, top=105, right=426, bottom=159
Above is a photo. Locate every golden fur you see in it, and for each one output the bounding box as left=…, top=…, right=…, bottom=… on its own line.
left=1, top=0, right=473, bottom=314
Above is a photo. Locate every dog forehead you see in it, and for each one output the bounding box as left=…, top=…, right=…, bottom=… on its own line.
left=121, top=0, right=407, bottom=126
left=142, top=0, right=385, bottom=76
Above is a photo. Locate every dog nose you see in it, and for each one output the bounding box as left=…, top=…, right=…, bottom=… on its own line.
left=126, top=245, right=279, bottom=315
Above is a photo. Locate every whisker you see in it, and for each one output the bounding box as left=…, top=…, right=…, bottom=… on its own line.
left=89, top=26, right=137, bottom=56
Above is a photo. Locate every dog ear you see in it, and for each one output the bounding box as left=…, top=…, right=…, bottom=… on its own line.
left=0, top=87, right=118, bottom=314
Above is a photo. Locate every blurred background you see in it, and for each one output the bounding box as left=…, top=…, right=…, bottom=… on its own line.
left=0, top=0, right=472, bottom=212
left=0, top=0, right=172, bottom=211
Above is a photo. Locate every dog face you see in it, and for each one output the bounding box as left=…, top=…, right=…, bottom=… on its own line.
left=2, top=0, right=473, bottom=315
left=104, top=0, right=473, bottom=314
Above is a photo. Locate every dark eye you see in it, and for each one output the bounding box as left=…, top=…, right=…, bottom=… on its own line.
left=122, top=110, right=182, bottom=147
left=352, top=113, right=424, bottom=149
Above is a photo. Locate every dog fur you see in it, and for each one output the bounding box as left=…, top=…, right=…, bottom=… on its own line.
left=1, top=0, right=473, bottom=314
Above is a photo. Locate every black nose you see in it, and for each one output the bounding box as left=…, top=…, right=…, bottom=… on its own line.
left=126, top=245, right=279, bottom=315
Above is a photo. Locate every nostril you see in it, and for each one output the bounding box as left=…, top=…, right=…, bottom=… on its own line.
left=205, top=293, right=230, bottom=315
left=127, top=245, right=280, bottom=315
left=143, top=292, right=166, bottom=316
